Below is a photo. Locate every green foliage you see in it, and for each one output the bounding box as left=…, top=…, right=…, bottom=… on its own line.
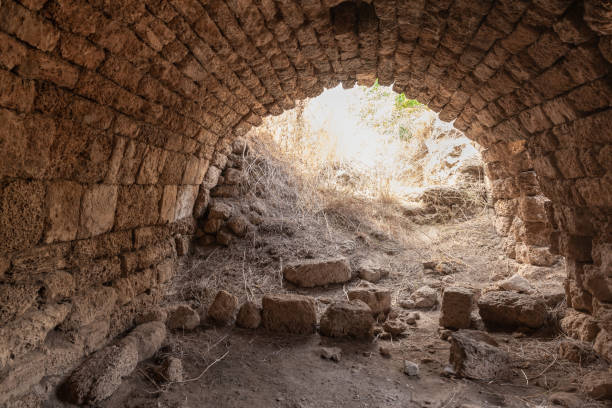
left=394, top=93, right=422, bottom=110
left=398, top=125, right=412, bottom=142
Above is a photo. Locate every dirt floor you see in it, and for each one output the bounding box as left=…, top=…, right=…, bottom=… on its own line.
left=95, top=140, right=609, bottom=408
left=95, top=207, right=610, bottom=408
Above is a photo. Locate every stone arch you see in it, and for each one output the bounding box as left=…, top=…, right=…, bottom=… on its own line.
left=0, top=0, right=611, bottom=402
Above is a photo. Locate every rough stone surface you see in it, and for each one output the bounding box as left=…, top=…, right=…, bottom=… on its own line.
left=236, top=301, right=262, bottom=329
left=449, top=330, right=512, bottom=381
left=262, top=294, right=317, bottom=334
left=208, top=290, right=238, bottom=326
left=583, top=371, right=612, bottom=400
left=478, top=291, right=548, bottom=329
left=1, top=0, right=612, bottom=399
left=347, top=284, right=392, bottom=315
left=356, top=259, right=389, bottom=282
left=440, top=287, right=473, bottom=329
left=160, top=357, right=183, bottom=383
left=283, top=257, right=351, bottom=288
left=410, top=286, right=439, bottom=308
left=319, top=300, right=374, bottom=339
left=167, top=305, right=200, bottom=331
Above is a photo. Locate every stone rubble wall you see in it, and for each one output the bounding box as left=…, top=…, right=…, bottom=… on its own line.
left=0, top=0, right=611, bottom=404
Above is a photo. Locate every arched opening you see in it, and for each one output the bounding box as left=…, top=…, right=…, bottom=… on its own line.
left=0, top=0, right=610, bottom=405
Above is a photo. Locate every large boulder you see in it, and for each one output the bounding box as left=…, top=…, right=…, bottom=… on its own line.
left=319, top=300, right=374, bottom=339
left=477, top=291, right=547, bottom=329
left=282, top=257, right=351, bottom=288
left=262, top=294, right=317, bottom=334
left=347, top=284, right=391, bottom=315
left=439, top=287, right=473, bottom=329
left=449, top=330, right=512, bottom=381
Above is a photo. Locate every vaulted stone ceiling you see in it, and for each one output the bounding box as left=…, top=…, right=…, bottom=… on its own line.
left=0, top=0, right=611, bottom=404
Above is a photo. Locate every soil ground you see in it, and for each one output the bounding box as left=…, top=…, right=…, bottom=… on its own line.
left=100, top=209, right=610, bottom=408
left=100, top=141, right=609, bottom=408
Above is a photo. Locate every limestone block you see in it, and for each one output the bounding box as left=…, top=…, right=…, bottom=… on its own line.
left=174, top=185, right=198, bottom=220
left=449, top=330, right=512, bottom=381
left=40, top=270, right=75, bottom=303
left=262, top=294, right=317, bottom=334
left=236, top=301, right=262, bottom=329
left=78, top=184, right=118, bottom=239
left=208, top=290, right=238, bottom=326
left=283, top=257, right=351, bottom=288
left=319, top=300, right=374, bottom=339
left=0, top=302, right=71, bottom=369
left=115, top=185, right=161, bottom=229
left=0, top=283, right=38, bottom=325
left=347, top=284, right=392, bottom=315
left=45, top=181, right=82, bottom=243
left=61, top=286, right=117, bottom=331
left=440, top=287, right=474, bottom=329
left=160, top=185, right=178, bottom=223
left=0, top=179, right=45, bottom=254
left=477, top=291, right=547, bottom=329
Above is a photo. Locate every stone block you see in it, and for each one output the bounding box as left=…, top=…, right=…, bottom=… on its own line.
left=319, top=300, right=374, bottom=339
left=283, top=257, right=351, bottom=288
left=208, top=290, right=238, bottom=326
left=78, top=184, right=118, bottom=239
left=262, top=294, right=317, bottom=334
left=0, top=303, right=71, bottom=369
left=45, top=181, right=82, bottom=243
left=0, top=179, right=45, bottom=254
left=439, top=287, right=473, bottom=329
left=0, top=283, right=38, bottom=325
left=18, top=49, right=79, bottom=89
left=449, top=330, right=512, bottom=381
left=174, top=185, right=198, bottom=220
left=160, top=185, right=178, bottom=224
left=236, top=301, right=262, bottom=329
left=166, top=304, right=200, bottom=330
left=61, top=286, right=117, bottom=332
left=347, top=284, right=392, bottom=315
left=40, top=270, right=75, bottom=303
left=0, top=31, right=27, bottom=70
left=0, top=69, right=35, bottom=112
left=0, top=0, right=59, bottom=51
left=477, top=291, right=547, bottom=329
left=115, top=185, right=161, bottom=230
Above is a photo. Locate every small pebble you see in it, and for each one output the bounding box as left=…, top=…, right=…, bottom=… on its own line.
left=403, top=360, right=419, bottom=377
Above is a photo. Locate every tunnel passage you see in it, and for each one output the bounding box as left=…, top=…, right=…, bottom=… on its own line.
left=0, top=0, right=611, bottom=403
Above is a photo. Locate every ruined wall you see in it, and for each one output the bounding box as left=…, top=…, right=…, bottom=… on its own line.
left=0, top=0, right=611, bottom=404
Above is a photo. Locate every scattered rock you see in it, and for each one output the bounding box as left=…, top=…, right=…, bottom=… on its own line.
left=204, top=218, right=223, bottom=234
left=548, top=392, right=582, bottom=408
left=356, top=259, right=389, bottom=283
left=379, top=346, right=391, bottom=358
left=216, top=229, right=233, bottom=246
left=319, top=300, right=374, bottom=339
left=320, top=347, right=341, bottom=362
left=583, top=371, right=612, bottom=400
left=439, top=329, right=452, bottom=340
left=59, top=322, right=165, bottom=404
left=439, top=287, right=473, bottom=329
left=208, top=201, right=232, bottom=220
left=410, top=286, right=438, bottom=308
left=262, top=294, right=317, bottom=334
left=399, top=299, right=415, bottom=309
left=166, top=305, right=200, bottom=331
left=159, top=357, right=183, bottom=383
left=558, top=340, right=598, bottom=364
left=423, top=260, right=465, bottom=275
left=499, top=274, right=533, bottom=293
left=211, top=185, right=240, bottom=198
left=283, top=257, right=351, bottom=288
left=478, top=291, right=547, bottom=329
left=236, top=301, right=262, bottom=329
left=347, top=284, right=392, bottom=315
left=449, top=330, right=512, bottom=381
left=560, top=309, right=601, bottom=342
left=383, top=319, right=407, bottom=336
left=135, top=308, right=167, bottom=325
left=403, top=361, right=419, bottom=376
left=208, top=290, right=238, bottom=326
left=227, top=215, right=249, bottom=237
left=409, top=312, right=421, bottom=320
left=223, top=168, right=243, bottom=185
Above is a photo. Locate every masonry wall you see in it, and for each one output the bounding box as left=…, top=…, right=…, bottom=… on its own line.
left=0, top=0, right=611, bottom=405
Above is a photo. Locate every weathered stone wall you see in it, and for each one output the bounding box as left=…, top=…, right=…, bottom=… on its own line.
left=0, top=0, right=611, bottom=404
